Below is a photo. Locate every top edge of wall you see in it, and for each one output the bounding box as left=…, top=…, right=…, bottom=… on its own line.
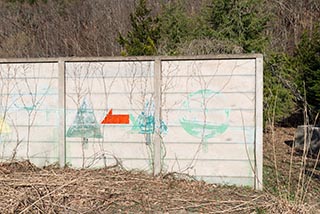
left=0, top=54, right=263, bottom=63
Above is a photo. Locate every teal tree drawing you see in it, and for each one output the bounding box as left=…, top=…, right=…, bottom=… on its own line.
left=67, top=98, right=102, bottom=167
left=67, top=98, right=102, bottom=139
left=131, top=100, right=168, bottom=144
left=130, top=100, right=168, bottom=171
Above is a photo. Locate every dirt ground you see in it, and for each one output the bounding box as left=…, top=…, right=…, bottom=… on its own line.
left=263, top=127, right=320, bottom=213
left=0, top=127, right=319, bottom=213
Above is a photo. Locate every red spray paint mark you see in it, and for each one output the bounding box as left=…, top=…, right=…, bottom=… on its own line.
left=101, top=109, right=129, bottom=124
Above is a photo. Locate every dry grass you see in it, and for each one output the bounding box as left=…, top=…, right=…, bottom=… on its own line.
left=263, top=127, right=320, bottom=213
left=0, top=165, right=313, bottom=213
left=0, top=127, right=319, bottom=213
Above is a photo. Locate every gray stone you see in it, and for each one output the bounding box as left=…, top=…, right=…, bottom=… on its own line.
left=294, top=125, right=320, bottom=155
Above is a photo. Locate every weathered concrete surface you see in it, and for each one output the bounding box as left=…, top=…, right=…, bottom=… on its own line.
left=0, top=55, right=263, bottom=189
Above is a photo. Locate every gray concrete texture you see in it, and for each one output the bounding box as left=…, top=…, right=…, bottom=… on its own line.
left=0, top=55, right=263, bottom=189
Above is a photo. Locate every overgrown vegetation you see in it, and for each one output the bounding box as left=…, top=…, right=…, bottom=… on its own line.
left=118, top=0, right=160, bottom=56
left=1, top=0, right=320, bottom=212
left=0, top=0, right=318, bottom=124
left=117, top=0, right=320, bottom=126
left=294, top=27, right=320, bottom=112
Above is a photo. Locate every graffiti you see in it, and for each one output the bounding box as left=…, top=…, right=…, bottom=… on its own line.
left=130, top=101, right=167, bottom=145
left=131, top=101, right=168, bottom=135
left=101, top=109, right=129, bottom=124
left=179, top=89, right=230, bottom=141
left=0, top=118, right=11, bottom=134
left=12, top=85, right=54, bottom=113
left=131, top=112, right=154, bottom=134
left=67, top=98, right=102, bottom=139
left=14, top=103, right=37, bottom=112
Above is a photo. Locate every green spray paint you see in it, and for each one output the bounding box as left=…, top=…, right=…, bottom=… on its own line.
left=130, top=101, right=168, bottom=145
left=180, top=118, right=229, bottom=140
left=67, top=98, right=102, bottom=139
left=179, top=89, right=230, bottom=150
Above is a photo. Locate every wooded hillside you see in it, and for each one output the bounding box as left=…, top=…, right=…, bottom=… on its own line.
left=0, top=0, right=319, bottom=126
left=0, top=0, right=318, bottom=56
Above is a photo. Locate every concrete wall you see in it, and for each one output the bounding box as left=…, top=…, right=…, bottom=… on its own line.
left=0, top=55, right=263, bottom=189
left=0, top=62, right=59, bottom=165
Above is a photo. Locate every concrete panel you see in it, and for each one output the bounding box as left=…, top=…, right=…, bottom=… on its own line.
left=162, top=125, right=255, bottom=144
left=162, top=76, right=255, bottom=93
left=0, top=62, right=59, bottom=165
left=0, top=55, right=263, bottom=189
left=65, top=60, right=156, bottom=171
left=163, top=109, right=255, bottom=127
left=163, top=93, right=255, bottom=110
left=164, top=143, right=255, bottom=160
left=7, top=110, right=59, bottom=126
left=0, top=142, right=58, bottom=158
left=0, top=63, right=59, bottom=78
left=66, top=93, right=153, bottom=110
left=163, top=159, right=255, bottom=178
left=66, top=156, right=152, bottom=170
left=65, top=61, right=154, bottom=78
left=161, top=58, right=260, bottom=188
left=0, top=157, right=59, bottom=167
left=66, top=77, right=154, bottom=94
left=162, top=59, right=256, bottom=76
left=67, top=142, right=150, bottom=159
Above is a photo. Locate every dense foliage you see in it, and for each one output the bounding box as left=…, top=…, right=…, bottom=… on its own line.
left=1, top=0, right=320, bottom=126
left=294, top=27, right=320, bottom=111
left=118, top=0, right=320, bottom=126
left=204, top=0, right=268, bottom=53
left=118, top=0, right=160, bottom=56
left=157, top=0, right=194, bottom=55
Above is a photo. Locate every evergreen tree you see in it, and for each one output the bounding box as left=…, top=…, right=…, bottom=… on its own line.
left=204, top=0, right=268, bottom=53
left=294, top=26, right=320, bottom=111
left=157, top=0, right=193, bottom=55
left=264, top=53, right=298, bottom=125
left=263, top=25, right=320, bottom=124
left=118, top=0, right=160, bottom=56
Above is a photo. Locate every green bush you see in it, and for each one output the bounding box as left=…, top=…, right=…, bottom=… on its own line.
left=294, top=26, right=320, bottom=112
left=263, top=53, right=298, bottom=125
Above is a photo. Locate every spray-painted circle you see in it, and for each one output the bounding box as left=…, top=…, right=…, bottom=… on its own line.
left=179, top=89, right=230, bottom=140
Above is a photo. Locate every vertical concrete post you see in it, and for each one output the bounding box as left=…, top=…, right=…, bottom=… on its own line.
left=255, top=55, right=263, bottom=190
left=58, top=60, right=66, bottom=167
left=153, top=59, right=162, bottom=175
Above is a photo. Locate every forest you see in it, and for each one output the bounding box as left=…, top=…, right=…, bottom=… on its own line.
left=0, top=0, right=319, bottom=127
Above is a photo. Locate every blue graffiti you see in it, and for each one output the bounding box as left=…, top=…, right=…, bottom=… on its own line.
left=131, top=101, right=168, bottom=141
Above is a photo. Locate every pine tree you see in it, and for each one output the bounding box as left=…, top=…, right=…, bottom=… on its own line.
left=205, top=0, right=268, bottom=53
left=118, top=0, right=160, bottom=56
left=295, top=26, right=320, bottom=111
left=263, top=53, right=298, bottom=124
left=157, top=0, right=192, bottom=55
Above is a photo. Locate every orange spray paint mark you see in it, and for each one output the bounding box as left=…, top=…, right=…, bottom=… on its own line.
left=101, top=109, right=129, bottom=124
